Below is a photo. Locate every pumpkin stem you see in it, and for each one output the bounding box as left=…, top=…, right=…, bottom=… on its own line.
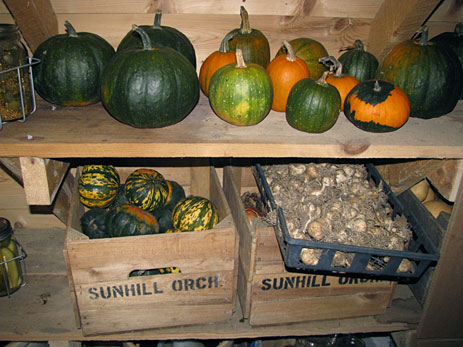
left=282, top=39, right=297, bottom=62
left=316, top=71, right=330, bottom=86
left=319, top=56, right=343, bottom=76
left=153, top=8, right=162, bottom=29
left=235, top=49, right=247, bottom=69
left=353, top=40, right=365, bottom=51
left=64, top=21, right=78, bottom=38
left=418, top=26, right=429, bottom=46
left=374, top=80, right=381, bottom=92
left=219, top=32, right=235, bottom=53
left=239, top=6, right=252, bottom=34
left=132, top=25, right=153, bottom=51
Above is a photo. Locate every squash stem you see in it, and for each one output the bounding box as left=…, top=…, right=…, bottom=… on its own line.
left=153, top=8, right=162, bottom=28
left=418, top=26, right=429, bottom=46
left=235, top=49, right=247, bottom=69
left=353, top=40, right=365, bottom=51
left=319, top=56, right=343, bottom=76
left=239, top=6, right=252, bottom=34
left=219, top=32, right=235, bottom=53
left=282, top=39, right=297, bottom=62
left=132, top=25, right=153, bottom=50
left=64, top=21, right=78, bottom=38
left=374, top=80, right=381, bottom=92
left=316, top=71, right=330, bottom=86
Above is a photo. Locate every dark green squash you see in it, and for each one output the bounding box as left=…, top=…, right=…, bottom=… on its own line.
left=101, top=25, right=199, bottom=128
left=105, top=204, right=160, bottom=237
left=80, top=208, right=109, bottom=239
left=33, top=21, right=115, bottom=106
left=285, top=71, right=341, bottom=133
left=171, top=196, right=219, bottom=231
left=164, top=180, right=186, bottom=210
left=338, top=40, right=379, bottom=82
left=276, top=37, right=329, bottom=79
left=377, top=26, right=463, bottom=119
left=153, top=207, right=174, bottom=233
left=432, top=23, right=463, bottom=99
left=209, top=49, right=273, bottom=126
left=344, top=80, right=410, bottom=133
left=117, top=9, right=196, bottom=68
left=110, top=183, right=129, bottom=208
left=124, top=168, right=169, bottom=212
left=227, top=6, right=270, bottom=67
left=78, top=165, right=120, bottom=208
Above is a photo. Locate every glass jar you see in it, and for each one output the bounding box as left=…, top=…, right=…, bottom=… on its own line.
left=0, top=217, right=25, bottom=297
left=0, top=24, right=33, bottom=122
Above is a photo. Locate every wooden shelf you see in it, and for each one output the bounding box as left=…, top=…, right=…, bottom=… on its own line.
left=0, top=97, right=462, bottom=160
left=0, top=228, right=421, bottom=341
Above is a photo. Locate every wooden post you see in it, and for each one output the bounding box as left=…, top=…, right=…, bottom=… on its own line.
left=3, top=0, right=58, bottom=51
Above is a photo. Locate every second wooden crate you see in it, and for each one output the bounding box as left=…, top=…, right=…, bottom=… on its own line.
left=223, top=166, right=396, bottom=326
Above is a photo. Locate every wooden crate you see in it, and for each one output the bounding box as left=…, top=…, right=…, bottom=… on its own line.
left=64, top=165, right=238, bottom=336
left=222, top=166, right=396, bottom=326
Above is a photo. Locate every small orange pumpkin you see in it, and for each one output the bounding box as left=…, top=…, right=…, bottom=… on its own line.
left=320, top=56, right=359, bottom=111
left=199, top=32, right=236, bottom=96
left=344, top=79, right=410, bottom=132
left=267, top=39, right=310, bottom=112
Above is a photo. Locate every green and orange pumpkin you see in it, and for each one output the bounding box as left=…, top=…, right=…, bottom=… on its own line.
left=105, top=203, right=160, bottom=237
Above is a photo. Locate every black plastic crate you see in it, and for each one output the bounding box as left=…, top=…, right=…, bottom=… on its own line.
left=253, top=163, right=440, bottom=280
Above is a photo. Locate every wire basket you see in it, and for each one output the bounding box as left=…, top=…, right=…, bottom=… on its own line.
left=1, top=239, right=27, bottom=297
left=0, top=57, right=40, bottom=130
left=253, top=163, right=440, bottom=280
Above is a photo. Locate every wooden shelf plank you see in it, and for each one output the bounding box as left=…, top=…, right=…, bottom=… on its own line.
left=0, top=97, right=462, bottom=160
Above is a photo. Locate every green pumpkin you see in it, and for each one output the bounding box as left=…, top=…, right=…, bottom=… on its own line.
left=153, top=207, right=174, bottom=233
left=286, top=72, right=341, bottom=133
left=209, top=49, right=273, bottom=126
left=117, top=9, right=196, bottom=68
left=276, top=37, right=329, bottom=79
left=101, top=25, right=199, bottom=128
left=78, top=165, right=120, bottom=208
left=33, top=21, right=115, bottom=106
left=432, top=23, right=463, bottom=99
left=338, top=40, right=379, bottom=82
left=227, top=6, right=270, bottom=67
left=124, top=168, right=169, bottom=212
left=110, top=183, right=129, bottom=208
left=172, top=196, right=219, bottom=231
left=164, top=180, right=186, bottom=210
left=80, top=208, right=109, bottom=239
left=376, top=27, right=463, bottom=119
left=105, top=204, right=160, bottom=237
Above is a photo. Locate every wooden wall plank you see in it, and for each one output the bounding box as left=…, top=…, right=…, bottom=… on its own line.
left=3, top=0, right=58, bottom=51
left=367, top=0, right=443, bottom=61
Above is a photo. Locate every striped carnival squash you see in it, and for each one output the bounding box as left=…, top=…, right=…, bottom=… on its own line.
left=124, top=168, right=169, bottom=212
left=78, top=165, right=120, bottom=208
left=105, top=204, right=160, bottom=237
left=171, top=196, right=219, bottom=231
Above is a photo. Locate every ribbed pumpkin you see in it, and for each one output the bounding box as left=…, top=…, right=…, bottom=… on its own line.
left=267, top=40, right=310, bottom=112
left=80, top=208, right=109, bottom=239
left=320, top=56, right=359, bottom=111
left=344, top=80, right=410, bottom=133
left=338, top=40, right=379, bottom=82
left=209, top=49, right=273, bottom=126
left=172, top=196, right=219, bottom=231
left=276, top=38, right=329, bottom=79
left=227, top=6, right=271, bottom=67
left=33, top=21, right=115, bottom=106
left=432, top=23, right=463, bottom=99
left=286, top=71, right=341, bottom=133
left=78, top=165, right=120, bottom=208
left=377, top=26, right=463, bottom=119
left=101, top=25, right=199, bottom=128
left=117, top=9, right=196, bottom=68
left=105, top=204, right=160, bottom=237
left=199, top=32, right=236, bottom=96
left=124, top=168, right=169, bottom=212
left=164, top=180, right=186, bottom=210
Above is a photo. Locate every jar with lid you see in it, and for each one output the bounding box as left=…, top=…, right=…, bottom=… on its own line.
left=0, top=217, right=26, bottom=297
left=0, top=24, right=33, bottom=123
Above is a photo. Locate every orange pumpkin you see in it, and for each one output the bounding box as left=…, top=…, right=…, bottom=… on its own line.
left=320, top=56, right=359, bottom=111
left=267, top=40, right=310, bottom=112
left=199, top=32, right=236, bottom=96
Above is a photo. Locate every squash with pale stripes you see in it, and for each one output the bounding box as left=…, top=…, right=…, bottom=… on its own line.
left=105, top=203, right=160, bottom=237
left=171, top=196, right=219, bottom=231
left=78, top=165, right=120, bottom=208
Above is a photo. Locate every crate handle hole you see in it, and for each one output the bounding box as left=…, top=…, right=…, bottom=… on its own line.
left=129, top=267, right=181, bottom=277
